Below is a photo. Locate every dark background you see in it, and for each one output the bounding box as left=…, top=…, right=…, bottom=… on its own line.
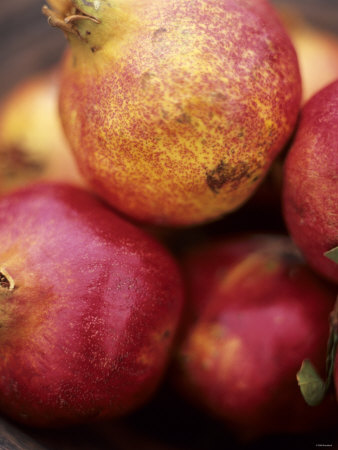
left=0, top=1, right=337, bottom=449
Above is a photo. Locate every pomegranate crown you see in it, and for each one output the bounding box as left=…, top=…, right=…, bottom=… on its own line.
left=42, top=0, right=101, bottom=40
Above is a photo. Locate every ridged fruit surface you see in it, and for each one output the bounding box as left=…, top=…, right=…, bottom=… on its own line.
left=0, top=183, right=183, bottom=427
left=49, top=0, right=301, bottom=226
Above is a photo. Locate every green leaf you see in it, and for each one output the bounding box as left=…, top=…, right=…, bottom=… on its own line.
left=297, top=298, right=338, bottom=407
left=296, top=359, right=326, bottom=406
left=324, top=247, right=338, bottom=264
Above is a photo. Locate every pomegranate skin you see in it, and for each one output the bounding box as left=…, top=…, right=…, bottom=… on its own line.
left=175, top=234, right=337, bottom=439
left=283, top=80, right=338, bottom=283
left=56, top=0, right=301, bottom=226
left=0, top=69, right=84, bottom=193
left=0, top=183, right=184, bottom=427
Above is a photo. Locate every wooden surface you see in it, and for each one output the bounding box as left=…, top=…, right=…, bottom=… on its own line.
left=0, top=1, right=337, bottom=449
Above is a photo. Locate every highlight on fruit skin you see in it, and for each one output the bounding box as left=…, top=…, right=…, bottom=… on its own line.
left=283, top=80, right=338, bottom=284
left=0, top=182, right=184, bottom=428
left=43, top=0, right=301, bottom=226
left=174, top=234, right=338, bottom=439
left=0, top=68, right=85, bottom=194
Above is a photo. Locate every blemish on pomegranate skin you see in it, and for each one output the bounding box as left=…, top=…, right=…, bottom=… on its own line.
left=141, top=72, right=156, bottom=90
left=152, top=28, right=167, bottom=43
left=210, top=92, right=228, bottom=102
left=176, top=113, right=191, bottom=124
left=206, top=160, right=252, bottom=193
left=206, top=160, right=230, bottom=194
left=161, top=108, right=169, bottom=120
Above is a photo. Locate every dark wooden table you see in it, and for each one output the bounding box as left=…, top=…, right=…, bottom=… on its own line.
left=0, top=1, right=337, bottom=449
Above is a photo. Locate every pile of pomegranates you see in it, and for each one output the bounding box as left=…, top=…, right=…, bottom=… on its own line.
left=0, top=0, right=336, bottom=447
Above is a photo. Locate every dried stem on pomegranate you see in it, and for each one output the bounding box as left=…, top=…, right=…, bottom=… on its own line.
left=42, top=0, right=100, bottom=39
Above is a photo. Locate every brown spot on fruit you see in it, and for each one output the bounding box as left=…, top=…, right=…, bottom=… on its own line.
left=176, top=112, right=191, bottom=124
left=210, top=92, right=228, bottom=102
left=161, top=108, right=169, bottom=120
left=206, top=160, right=252, bottom=193
left=206, top=160, right=229, bottom=193
left=152, top=28, right=167, bottom=43
left=141, top=71, right=156, bottom=90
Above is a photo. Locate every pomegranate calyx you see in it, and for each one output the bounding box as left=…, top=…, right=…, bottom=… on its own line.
left=0, top=268, right=15, bottom=291
left=42, top=0, right=100, bottom=40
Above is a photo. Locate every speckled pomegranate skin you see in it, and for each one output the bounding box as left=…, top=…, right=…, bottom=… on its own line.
left=0, top=183, right=183, bottom=427
left=59, top=0, right=301, bottom=226
left=283, top=80, right=338, bottom=283
left=176, top=235, right=337, bottom=438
